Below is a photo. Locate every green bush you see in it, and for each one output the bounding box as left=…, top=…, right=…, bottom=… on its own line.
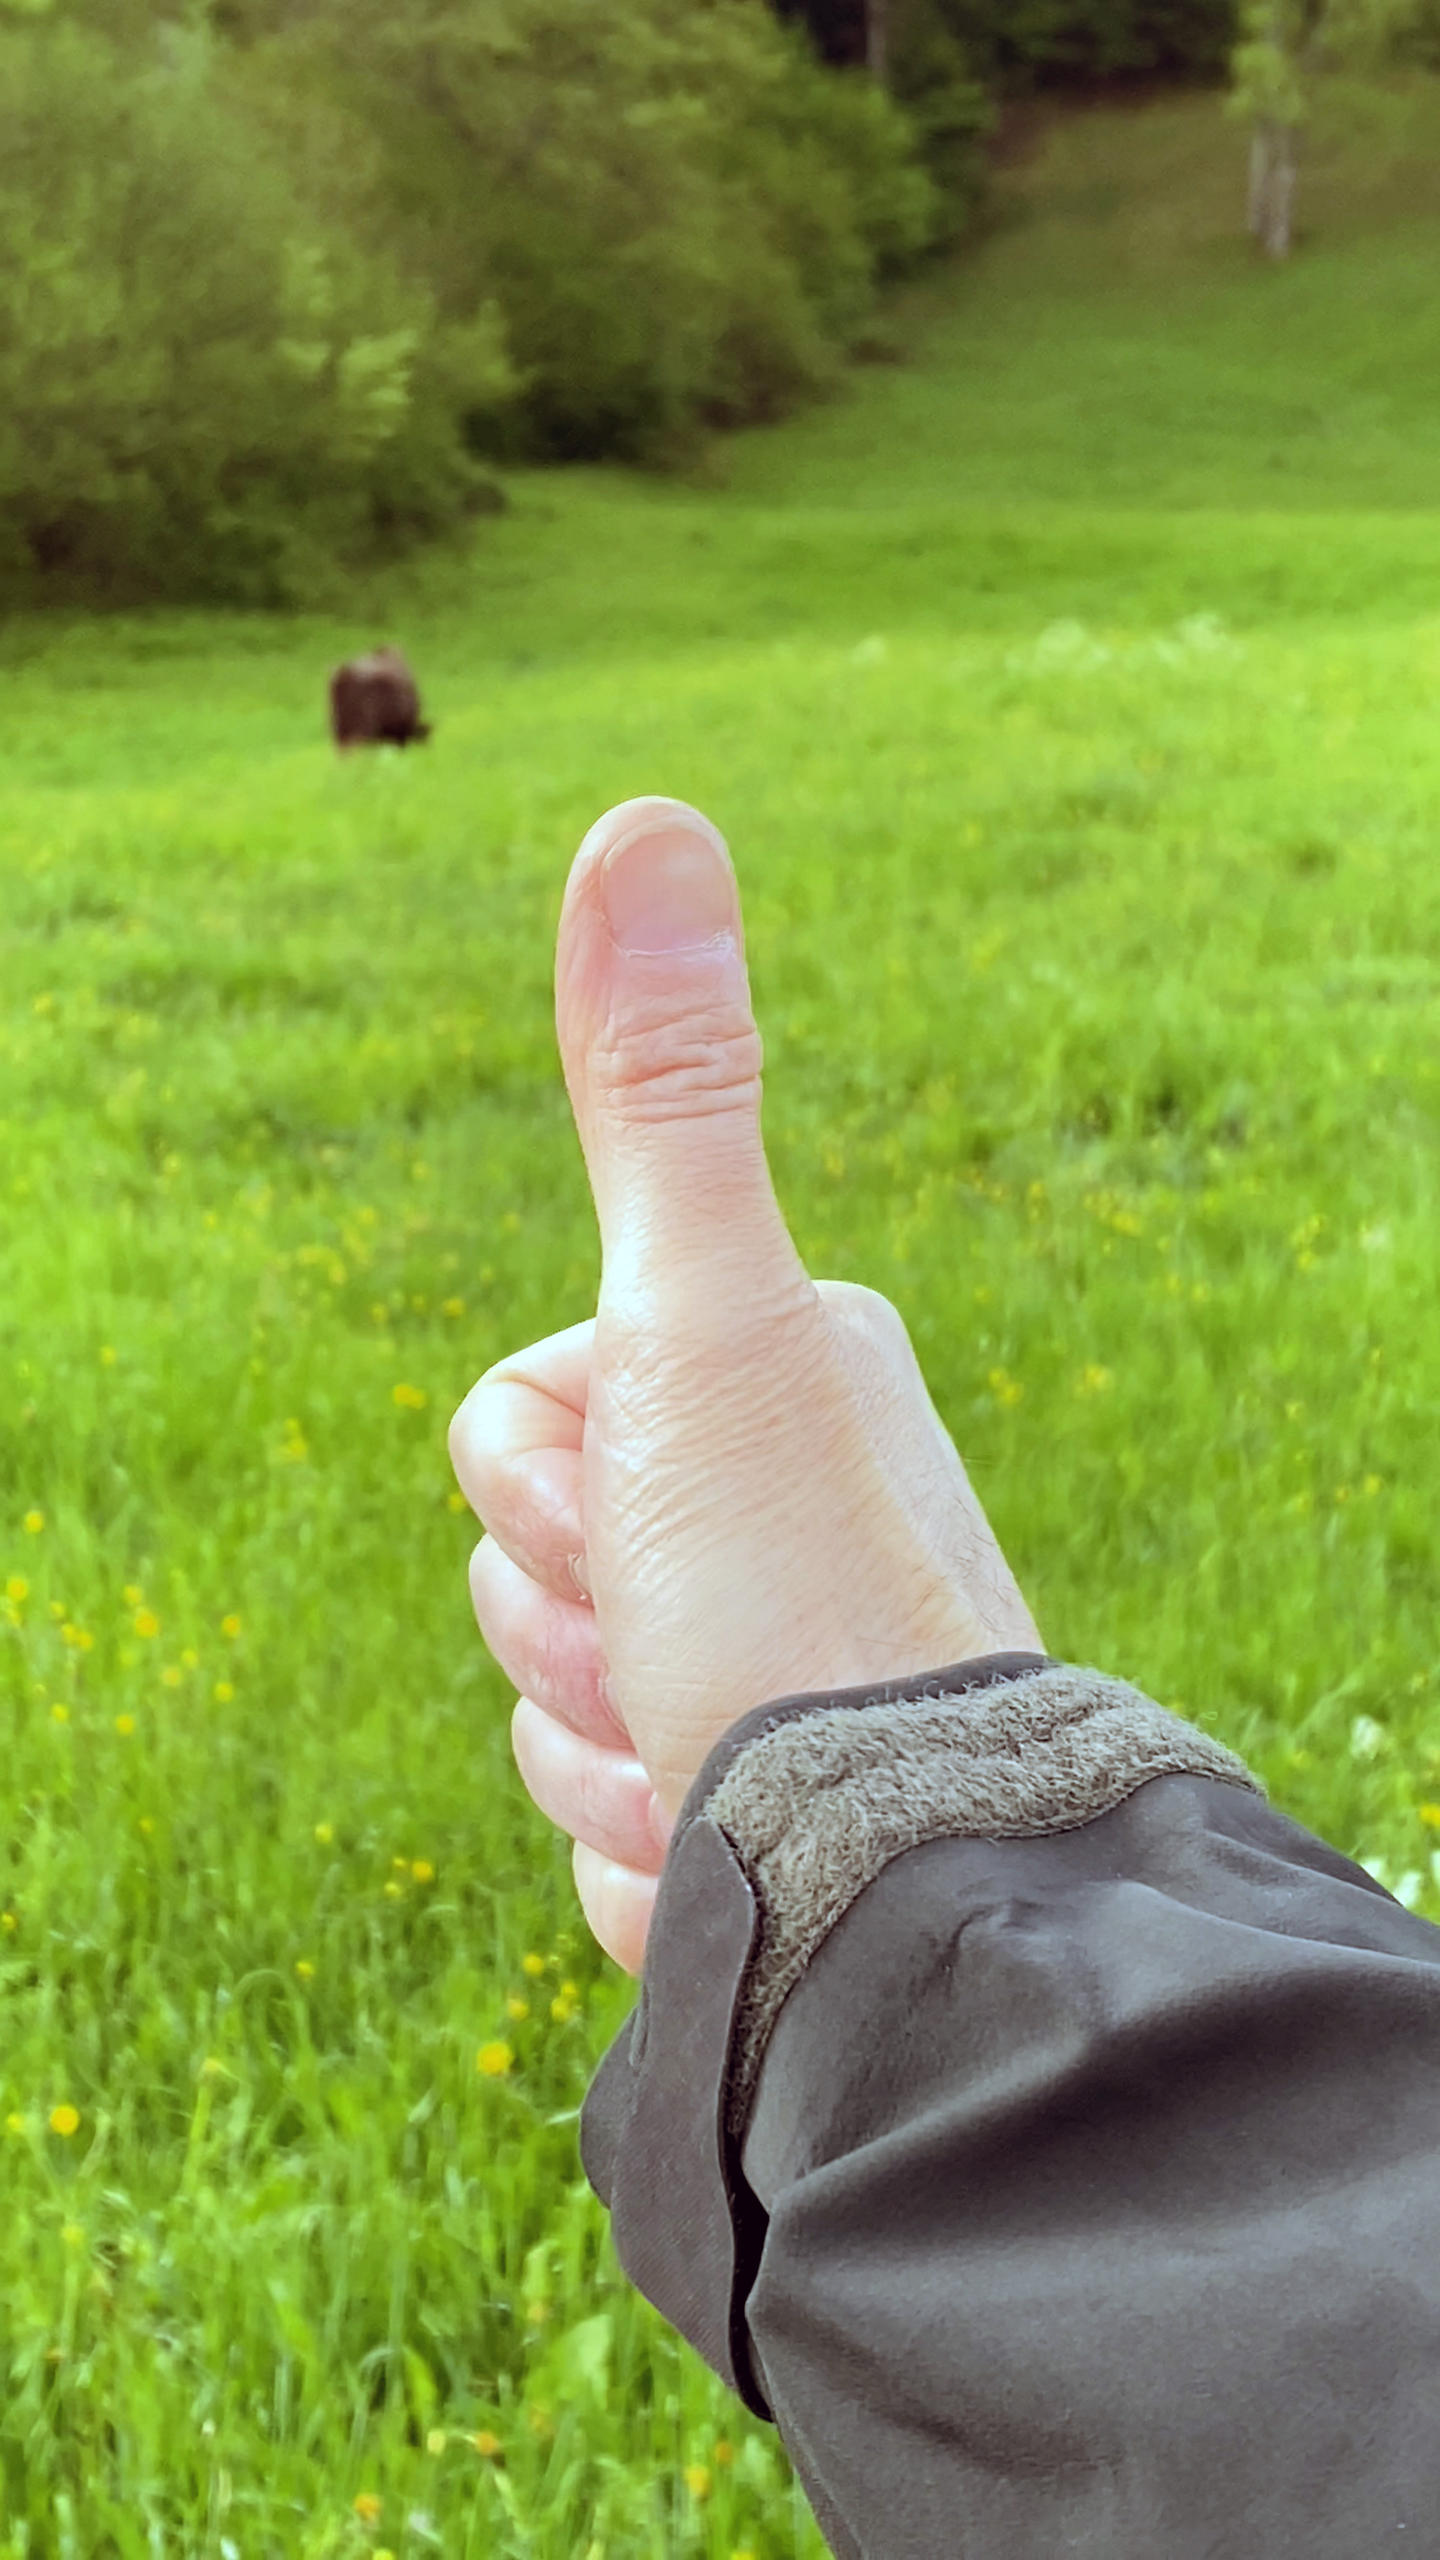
left=0, top=21, right=510, bottom=602
left=257, top=0, right=939, bottom=463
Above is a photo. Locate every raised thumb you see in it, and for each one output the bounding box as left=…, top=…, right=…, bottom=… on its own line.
left=555, top=798, right=807, bottom=1311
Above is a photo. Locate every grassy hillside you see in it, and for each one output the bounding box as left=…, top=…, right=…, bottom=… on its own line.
left=1, top=76, right=1438, bottom=2557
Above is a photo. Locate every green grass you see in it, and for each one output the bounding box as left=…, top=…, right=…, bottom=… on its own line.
left=3, top=72, right=1440, bottom=2557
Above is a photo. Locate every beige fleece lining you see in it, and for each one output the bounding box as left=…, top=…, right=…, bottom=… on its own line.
left=709, top=1665, right=1261, bottom=2113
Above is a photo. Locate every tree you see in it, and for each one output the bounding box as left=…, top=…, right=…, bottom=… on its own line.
left=1228, top=0, right=1418, bottom=258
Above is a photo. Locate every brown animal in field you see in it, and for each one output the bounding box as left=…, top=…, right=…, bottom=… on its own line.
left=328, top=646, right=432, bottom=749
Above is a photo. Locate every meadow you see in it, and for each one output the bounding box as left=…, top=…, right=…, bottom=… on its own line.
left=2, top=75, right=1439, bottom=2559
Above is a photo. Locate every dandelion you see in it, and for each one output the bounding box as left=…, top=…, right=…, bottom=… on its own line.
left=23, top=1511, right=43, bottom=1536
left=314, top=1822, right=334, bottom=1846
left=295, top=1959, right=315, bottom=1982
left=1418, top=1806, right=1440, bottom=1831
left=411, top=1859, right=435, bottom=1885
left=426, top=2429, right=447, bottom=2456
left=50, top=1704, right=69, bottom=1725
left=352, top=2492, right=382, bottom=2525
left=521, top=1951, right=545, bottom=1978
left=49, top=2105, right=80, bottom=2138
left=114, top=1714, right=136, bottom=1738
left=6, top=1576, right=28, bottom=1605
left=684, top=2465, right=712, bottom=2502
left=505, top=1996, right=530, bottom=2022
left=213, top=1680, right=234, bottom=1704
left=550, top=1994, right=577, bottom=2025
left=134, top=1608, right=159, bottom=1639
left=470, top=2431, right=501, bottom=2458
left=392, top=1383, right=427, bottom=1411
left=220, top=1614, right=240, bottom=1640
left=475, top=2041, right=513, bottom=2078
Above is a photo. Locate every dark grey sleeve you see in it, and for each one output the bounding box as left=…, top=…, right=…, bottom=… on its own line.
left=581, top=1654, right=1440, bottom=2560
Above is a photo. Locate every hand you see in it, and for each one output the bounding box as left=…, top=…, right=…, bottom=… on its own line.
left=449, top=799, right=1039, bottom=1969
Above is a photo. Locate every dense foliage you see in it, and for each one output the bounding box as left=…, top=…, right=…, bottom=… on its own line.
left=782, top=0, right=1239, bottom=81
left=0, top=0, right=935, bottom=601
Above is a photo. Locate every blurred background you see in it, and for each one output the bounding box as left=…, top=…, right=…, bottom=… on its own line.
left=2, top=3, right=1438, bottom=2552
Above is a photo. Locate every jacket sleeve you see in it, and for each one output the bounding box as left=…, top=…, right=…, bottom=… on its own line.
left=580, top=1653, right=1440, bottom=2560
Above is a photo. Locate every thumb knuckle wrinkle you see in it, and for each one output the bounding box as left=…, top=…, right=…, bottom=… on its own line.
left=598, top=1012, right=762, bottom=1126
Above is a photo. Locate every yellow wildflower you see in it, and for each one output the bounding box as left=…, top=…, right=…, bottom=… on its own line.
left=137, top=1817, right=154, bottom=1837
left=100, top=1345, right=117, bottom=1366
left=48, top=1601, right=65, bottom=1621
left=987, top=1367, right=1024, bottom=1409
left=411, top=1859, right=435, bottom=1885
left=1, top=1911, right=15, bottom=1933
left=220, top=1614, right=240, bottom=1640
left=50, top=1704, right=69, bottom=1725
left=5, top=2112, right=26, bottom=2136
left=521, top=1952, right=545, bottom=1978
left=1075, top=1364, right=1114, bottom=1397
left=23, top=1511, right=43, bottom=1536
left=295, top=1959, right=315, bottom=1982
left=447, top=1489, right=467, bottom=1513
left=134, top=1608, right=159, bottom=1639
left=550, top=1994, right=577, bottom=2025
left=392, top=1382, right=427, bottom=1411
left=314, top=1822, right=334, bottom=1846
left=506, top=1996, right=530, bottom=2022
left=6, top=1576, right=28, bottom=1606
left=352, top=2492, right=382, bottom=2524
left=383, top=1880, right=404, bottom=1901
left=713, top=2439, right=734, bottom=2466
left=471, top=2430, right=501, bottom=2458
left=61, top=1624, right=93, bottom=1652
left=1419, top=1806, right=1440, bottom=1831
left=525, top=2300, right=549, bottom=2327
left=114, top=1714, right=136, bottom=1738
left=684, top=2464, right=712, bottom=2501
left=213, top=1680, right=234, bottom=1704
left=49, top=2105, right=80, bottom=2138
left=442, top=1296, right=466, bottom=1318
left=123, top=1584, right=143, bottom=1607
left=180, top=1647, right=198, bottom=1670
left=475, top=2041, right=513, bottom=2078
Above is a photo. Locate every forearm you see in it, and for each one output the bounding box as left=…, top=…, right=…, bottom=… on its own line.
left=583, top=1654, right=1440, bottom=2558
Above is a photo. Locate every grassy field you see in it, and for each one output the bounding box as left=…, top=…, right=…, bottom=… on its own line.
left=3, top=73, right=1440, bottom=2558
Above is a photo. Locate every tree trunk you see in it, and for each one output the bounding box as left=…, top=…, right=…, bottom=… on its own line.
left=1248, top=118, right=1295, bottom=261
left=867, top=0, right=887, bottom=82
